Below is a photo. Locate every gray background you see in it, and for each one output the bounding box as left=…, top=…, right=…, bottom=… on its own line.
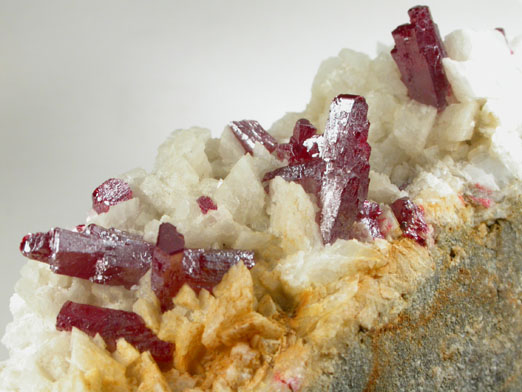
left=1, top=0, right=521, bottom=360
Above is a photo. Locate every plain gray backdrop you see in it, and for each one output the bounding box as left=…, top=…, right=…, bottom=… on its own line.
left=1, top=0, right=521, bottom=360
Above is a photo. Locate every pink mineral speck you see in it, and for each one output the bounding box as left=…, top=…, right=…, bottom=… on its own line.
left=151, top=223, right=255, bottom=311
left=391, top=6, right=452, bottom=110
left=355, top=200, right=385, bottom=240
left=20, top=224, right=153, bottom=288
left=229, top=120, right=278, bottom=154
left=92, top=178, right=133, bottom=214
left=56, top=301, right=174, bottom=370
left=390, top=197, right=430, bottom=246
left=197, top=195, right=218, bottom=214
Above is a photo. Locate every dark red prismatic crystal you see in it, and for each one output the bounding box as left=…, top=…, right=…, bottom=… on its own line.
left=20, top=224, right=153, bottom=288
left=276, top=119, right=320, bottom=163
left=152, top=223, right=255, bottom=311
left=229, top=120, right=278, bottom=154
left=263, top=95, right=371, bottom=245
left=197, top=195, right=218, bottom=214
left=319, top=95, right=371, bottom=244
left=390, top=197, right=429, bottom=246
left=263, top=160, right=326, bottom=198
left=391, top=6, right=451, bottom=110
left=92, top=178, right=133, bottom=214
left=56, top=301, right=174, bottom=369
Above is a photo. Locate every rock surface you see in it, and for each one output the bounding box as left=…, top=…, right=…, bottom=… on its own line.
left=311, top=196, right=521, bottom=391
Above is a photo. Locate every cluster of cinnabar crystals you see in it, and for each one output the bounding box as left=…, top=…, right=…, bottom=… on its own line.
left=391, top=5, right=452, bottom=111
left=21, top=220, right=254, bottom=369
left=231, top=94, right=430, bottom=246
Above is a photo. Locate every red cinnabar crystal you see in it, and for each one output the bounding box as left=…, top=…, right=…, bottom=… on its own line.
left=390, top=197, right=429, bottom=246
left=263, top=160, right=325, bottom=197
left=391, top=6, right=451, bottom=110
left=229, top=120, right=278, bottom=154
left=197, top=195, right=218, bottom=214
left=20, top=224, right=153, bottom=288
left=151, top=223, right=255, bottom=311
left=56, top=301, right=174, bottom=369
left=92, top=178, right=133, bottom=214
left=263, top=95, right=371, bottom=245
left=276, top=119, right=320, bottom=163
left=319, top=95, right=371, bottom=244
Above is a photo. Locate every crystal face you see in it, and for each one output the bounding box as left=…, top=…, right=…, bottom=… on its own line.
left=319, top=94, right=371, bottom=244
left=56, top=301, right=174, bottom=369
left=151, top=223, right=255, bottom=311
left=263, top=160, right=325, bottom=198
left=263, top=95, right=371, bottom=245
left=92, top=178, right=133, bottom=214
left=20, top=225, right=153, bottom=288
left=197, top=195, right=218, bottom=214
left=390, top=197, right=429, bottom=246
left=391, top=6, right=451, bottom=110
left=229, top=120, right=278, bottom=154
left=276, top=119, right=320, bottom=163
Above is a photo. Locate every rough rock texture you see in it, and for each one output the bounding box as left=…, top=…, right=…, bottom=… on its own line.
left=311, top=196, right=521, bottom=391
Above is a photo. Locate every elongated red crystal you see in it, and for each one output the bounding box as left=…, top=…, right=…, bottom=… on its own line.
left=92, top=178, right=133, bottom=214
left=391, top=6, right=451, bottom=110
left=390, top=197, right=429, bottom=246
left=229, top=120, right=278, bottom=154
left=319, top=95, right=371, bottom=244
left=152, top=223, right=255, bottom=311
left=263, top=95, right=371, bottom=245
left=276, top=119, right=320, bottom=163
left=197, top=195, right=218, bottom=214
left=20, top=225, right=153, bottom=288
left=263, top=159, right=325, bottom=197
left=56, top=301, right=173, bottom=369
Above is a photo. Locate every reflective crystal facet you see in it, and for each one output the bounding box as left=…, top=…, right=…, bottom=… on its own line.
left=92, top=178, right=133, bottom=214
left=229, top=120, right=278, bottom=154
left=390, top=197, right=429, bottom=246
left=20, top=225, right=153, bottom=288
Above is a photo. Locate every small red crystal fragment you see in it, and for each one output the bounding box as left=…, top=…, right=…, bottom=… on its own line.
left=152, top=223, right=255, bottom=311
left=197, top=196, right=218, bottom=214
left=319, top=95, right=371, bottom=244
left=156, top=222, right=185, bottom=254
left=20, top=225, right=153, bottom=288
left=229, top=120, right=278, bottom=154
left=276, top=119, right=320, bottom=164
left=390, top=197, right=429, bottom=246
left=56, top=301, right=173, bottom=369
left=92, top=178, right=133, bottom=214
left=391, top=6, right=451, bottom=110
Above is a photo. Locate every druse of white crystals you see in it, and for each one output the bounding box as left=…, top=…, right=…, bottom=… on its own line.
left=268, top=176, right=322, bottom=256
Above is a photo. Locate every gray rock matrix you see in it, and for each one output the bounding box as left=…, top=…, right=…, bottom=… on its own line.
left=313, top=197, right=521, bottom=391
